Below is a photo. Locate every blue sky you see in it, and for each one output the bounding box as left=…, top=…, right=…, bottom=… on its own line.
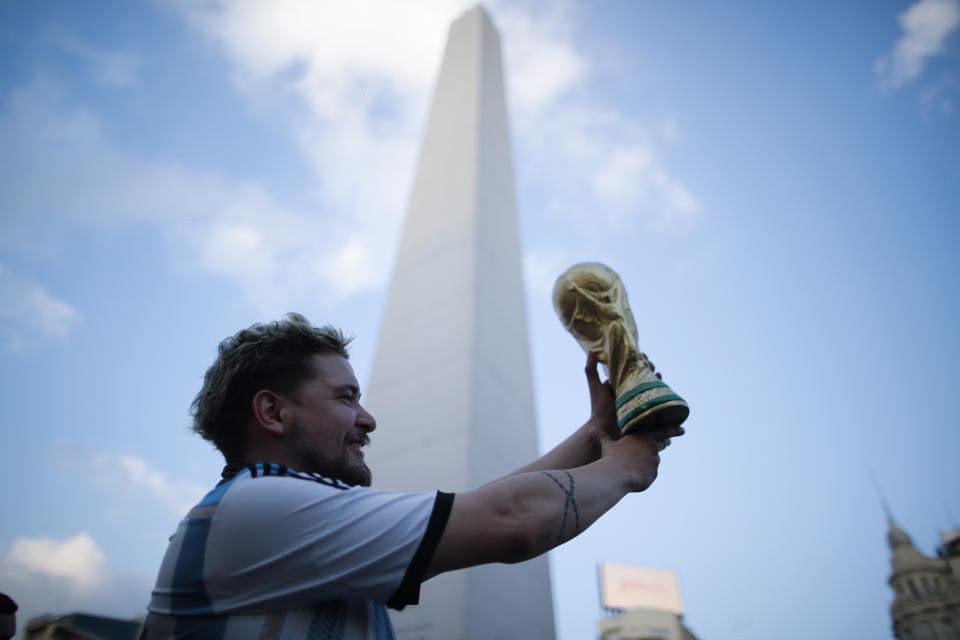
left=1, top=1, right=958, bottom=639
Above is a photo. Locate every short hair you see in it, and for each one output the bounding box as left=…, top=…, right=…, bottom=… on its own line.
left=191, top=313, right=352, bottom=462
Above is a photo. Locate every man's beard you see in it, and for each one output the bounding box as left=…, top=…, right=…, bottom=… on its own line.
left=287, top=419, right=372, bottom=486
left=296, top=446, right=372, bottom=487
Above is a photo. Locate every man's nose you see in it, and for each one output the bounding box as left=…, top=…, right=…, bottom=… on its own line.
left=356, top=404, right=377, bottom=432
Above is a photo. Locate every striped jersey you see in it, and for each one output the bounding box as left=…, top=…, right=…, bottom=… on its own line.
left=143, top=463, right=453, bottom=639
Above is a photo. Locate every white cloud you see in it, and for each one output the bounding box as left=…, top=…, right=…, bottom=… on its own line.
left=4, top=3, right=473, bottom=307
left=92, top=453, right=206, bottom=517
left=593, top=145, right=656, bottom=201
left=0, top=533, right=150, bottom=627
left=169, top=1, right=466, bottom=194
left=0, top=264, right=81, bottom=349
left=175, top=0, right=461, bottom=94
left=30, top=287, right=81, bottom=338
left=4, top=533, right=105, bottom=590
left=0, top=80, right=385, bottom=310
left=492, top=6, right=700, bottom=232
left=171, top=0, right=701, bottom=238
left=516, top=104, right=700, bottom=232
left=1, top=3, right=701, bottom=317
left=875, top=0, right=960, bottom=90
left=49, top=31, right=141, bottom=87
left=919, top=72, right=958, bottom=114
left=523, top=249, right=570, bottom=299
left=594, top=154, right=699, bottom=228
left=658, top=118, right=681, bottom=144
left=323, top=235, right=384, bottom=296
left=168, top=1, right=479, bottom=302
left=495, top=3, right=587, bottom=116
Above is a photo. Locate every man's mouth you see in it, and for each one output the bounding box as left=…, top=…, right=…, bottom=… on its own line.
left=348, top=436, right=369, bottom=454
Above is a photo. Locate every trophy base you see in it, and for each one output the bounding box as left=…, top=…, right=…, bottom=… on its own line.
left=616, top=380, right=689, bottom=436
left=619, top=400, right=689, bottom=436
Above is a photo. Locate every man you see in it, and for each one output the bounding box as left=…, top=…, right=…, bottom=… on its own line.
left=143, top=313, right=683, bottom=639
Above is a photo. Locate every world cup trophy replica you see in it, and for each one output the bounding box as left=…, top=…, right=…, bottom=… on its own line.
left=552, top=262, right=689, bottom=435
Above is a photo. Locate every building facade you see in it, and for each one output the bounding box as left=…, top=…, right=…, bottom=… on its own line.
left=597, top=608, right=699, bottom=640
left=888, top=520, right=960, bottom=639
left=24, top=612, right=142, bottom=640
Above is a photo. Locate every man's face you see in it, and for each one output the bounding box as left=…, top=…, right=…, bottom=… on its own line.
left=283, top=352, right=377, bottom=486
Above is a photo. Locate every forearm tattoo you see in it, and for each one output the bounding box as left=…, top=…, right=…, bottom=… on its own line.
left=540, top=471, right=581, bottom=543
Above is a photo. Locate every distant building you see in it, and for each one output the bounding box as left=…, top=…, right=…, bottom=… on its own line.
left=598, top=607, right=698, bottom=640
left=23, top=612, right=142, bottom=640
left=596, top=564, right=699, bottom=640
left=887, top=519, right=960, bottom=639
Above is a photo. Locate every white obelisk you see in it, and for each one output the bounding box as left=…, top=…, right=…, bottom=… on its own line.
left=364, top=6, right=555, bottom=639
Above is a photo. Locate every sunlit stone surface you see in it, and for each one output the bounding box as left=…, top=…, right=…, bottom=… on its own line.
left=364, top=6, right=554, bottom=639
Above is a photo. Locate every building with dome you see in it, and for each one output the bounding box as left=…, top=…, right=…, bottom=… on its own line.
left=887, top=518, right=960, bottom=639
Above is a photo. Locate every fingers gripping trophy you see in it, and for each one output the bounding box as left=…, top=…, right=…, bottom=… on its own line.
left=553, top=262, right=689, bottom=435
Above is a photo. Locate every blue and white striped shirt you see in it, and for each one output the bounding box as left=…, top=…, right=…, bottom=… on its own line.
left=143, top=464, right=453, bottom=639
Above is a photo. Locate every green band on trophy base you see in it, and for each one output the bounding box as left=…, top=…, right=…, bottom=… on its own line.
left=615, top=380, right=669, bottom=410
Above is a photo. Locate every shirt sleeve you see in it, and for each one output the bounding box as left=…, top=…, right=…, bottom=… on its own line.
left=201, top=475, right=448, bottom=614
left=387, top=491, right=454, bottom=610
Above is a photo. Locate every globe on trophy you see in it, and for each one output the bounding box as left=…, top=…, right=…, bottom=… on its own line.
left=552, top=262, right=689, bottom=436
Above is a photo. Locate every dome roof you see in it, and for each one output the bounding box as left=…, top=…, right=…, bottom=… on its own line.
left=892, top=544, right=942, bottom=574
left=888, top=519, right=943, bottom=574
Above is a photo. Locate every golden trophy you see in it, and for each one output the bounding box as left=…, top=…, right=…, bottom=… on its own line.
left=552, top=262, right=689, bottom=435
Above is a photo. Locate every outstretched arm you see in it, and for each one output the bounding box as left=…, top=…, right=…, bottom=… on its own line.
left=425, top=422, right=678, bottom=579
left=423, top=354, right=684, bottom=579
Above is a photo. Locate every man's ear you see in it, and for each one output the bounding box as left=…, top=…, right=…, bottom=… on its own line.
left=251, top=389, right=286, bottom=436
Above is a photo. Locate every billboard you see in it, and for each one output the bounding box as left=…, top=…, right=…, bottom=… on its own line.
left=599, top=564, right=684, bottom=615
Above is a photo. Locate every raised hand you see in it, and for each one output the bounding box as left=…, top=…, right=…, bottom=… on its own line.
left=584, top=352, right=618, bottom=439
